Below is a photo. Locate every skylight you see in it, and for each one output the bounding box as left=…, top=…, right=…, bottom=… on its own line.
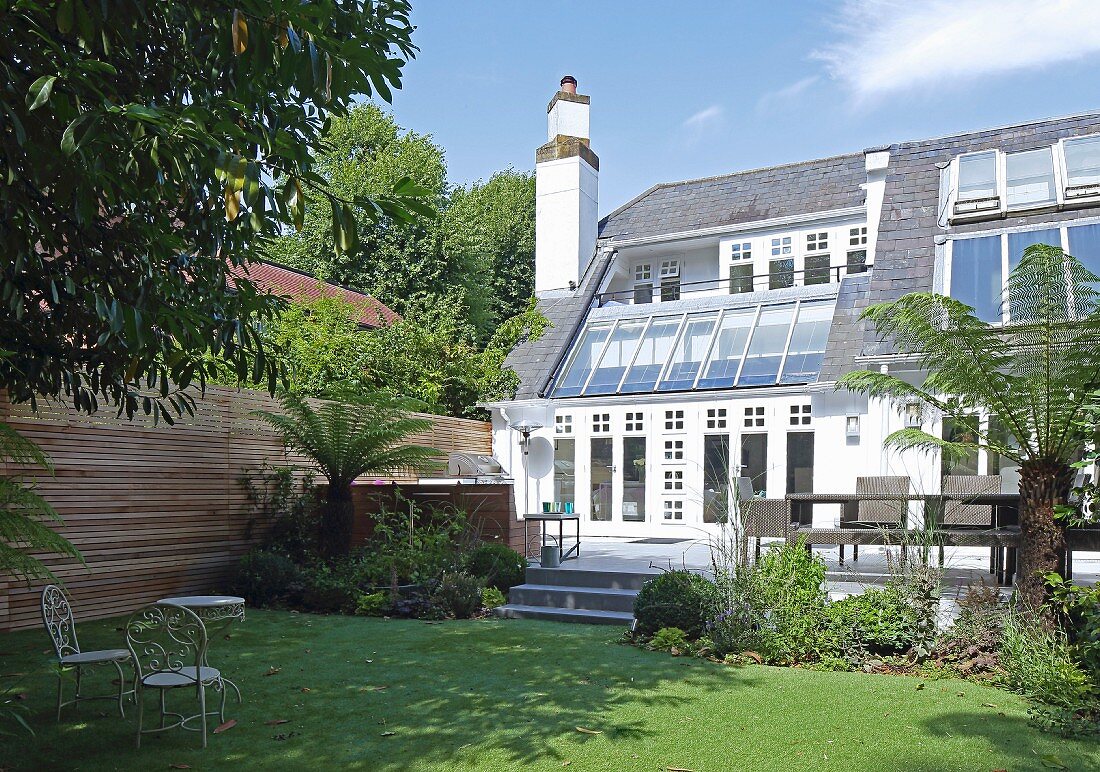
left=551, top=299, right=836, bottom=397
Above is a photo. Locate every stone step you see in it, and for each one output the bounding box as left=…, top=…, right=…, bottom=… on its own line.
left=525, top=566, right=660, bottom=591
left=508, top=583, right=638, bottom=613
left=492, top=604, right=634, bottom=626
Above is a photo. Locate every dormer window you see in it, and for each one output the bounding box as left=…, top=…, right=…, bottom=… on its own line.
left=954, top=151, right=1000, bottom=217
left=1005, top=148, right=1056, bottom=208
left=633, top=263, right=653, bottom=304
left=659, top=259, right=680, bottom=301
left=1063, top=135, right=1100, bottom=200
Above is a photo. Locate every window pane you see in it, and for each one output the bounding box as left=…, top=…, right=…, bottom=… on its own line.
left=740, top=434, right=768, bottom=496
left=958, top=151, right=998, bottom=200
left=729, top=263, right=753, bottom=294
left=553, top=438, right=575, bottom=506
left=590, top=438, right=613, bottom=521
left=1008, top=229, right=1060, bottom=321
left=786, top=432, right=814, bottom=494
left=1067, top=224, right=1100, bottom=284
left=622, top=437, right=646, bottom=522
left=738, top=306, right=794, bottom=386
left=950, top=236, right=1002, bottom=323
left=552, top=324, right=612, bottom=397
left=697, top=308, right=755, bottom=388
left=804, top=254, right=831, bottom=285
left=659, top=313, right=718, bottom=390
left=660, top=278, right=680, bottom=301
left=1064, top=135, right=1100, bottom=188
left=620, top=318, right=679, bottom=393
left=633, top=284, right=653, bottom=304
left=769, top=258, right=794, bottom=289
left=585, top=321, right=645, bottom=395
left=846, top=249, right=867, bottom=274
left=1006, top=148, right=1055, bottom=208
left=703, top=435, right=731, bottom=524
left=941, top=415, right=980, bottom=476
left=780, top=301, right=833, bottom=384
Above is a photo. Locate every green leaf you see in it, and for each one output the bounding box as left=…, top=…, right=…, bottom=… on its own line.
left=26, top=76, right=57, bottom=112
left=56, top=0, right=74, bottom=34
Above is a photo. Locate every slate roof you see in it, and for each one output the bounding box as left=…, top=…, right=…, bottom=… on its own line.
left=504, top=249, right=615, bottom=400
left=229, top=261, right=399, bottom=329
left=858, top=110, right=1100, bottom=363
left=597, top=153, right=867, bottom=243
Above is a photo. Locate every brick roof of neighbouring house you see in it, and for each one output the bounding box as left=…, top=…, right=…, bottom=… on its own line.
left=229, top=261, right=400, bottom=329
left=597, top=152, right=867, bottom=243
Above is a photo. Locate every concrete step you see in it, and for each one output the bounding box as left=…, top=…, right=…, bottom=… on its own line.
left=508, top=583, right=638, bottom=613
left=525, top=566, right=660, bottom=591
left=493, top=604, right=634, bottom=626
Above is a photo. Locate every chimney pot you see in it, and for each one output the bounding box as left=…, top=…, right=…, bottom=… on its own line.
left=560, top=75, right=578, bottom=94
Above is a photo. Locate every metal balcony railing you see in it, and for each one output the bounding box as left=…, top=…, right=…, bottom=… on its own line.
left=595, top=263, right=870, bottom=307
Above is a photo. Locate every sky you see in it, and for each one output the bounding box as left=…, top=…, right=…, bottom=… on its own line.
left=388, top=0, right=1100, bottom=216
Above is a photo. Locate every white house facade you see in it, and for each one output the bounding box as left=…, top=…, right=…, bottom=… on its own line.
left=486, top=77, right=1100, bottom=539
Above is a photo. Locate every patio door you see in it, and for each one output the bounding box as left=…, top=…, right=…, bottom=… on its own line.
left=621, top=437, right=647, bottom=522
left=740, top=434, right=768, bottom=495
left=703, top=435, right=732, bottom=523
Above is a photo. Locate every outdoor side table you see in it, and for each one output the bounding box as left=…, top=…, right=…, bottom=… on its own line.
left=523, top=514, right=580, bottom=564
left=158, top=595, right=245, bottom=703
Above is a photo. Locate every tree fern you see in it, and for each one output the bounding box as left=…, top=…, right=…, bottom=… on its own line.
left=838, top=244, right=1100, bottom=612
left=0, top=421, right=82, bottom=583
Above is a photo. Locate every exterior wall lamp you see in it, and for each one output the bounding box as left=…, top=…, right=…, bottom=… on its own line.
left=904, top=402, right=924, bottom=428
left=845, top=414, right=861, bottom=437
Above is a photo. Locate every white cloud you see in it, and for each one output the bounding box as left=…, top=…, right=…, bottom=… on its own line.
left=683, top=105, right=724, bottom=129
left=756, top=76, right=821, bottom=113
left=815, top=0, right=1100, bottom=100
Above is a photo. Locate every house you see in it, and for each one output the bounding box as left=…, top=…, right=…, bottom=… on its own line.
left=229, top=260, right=400, bottom=329
left=484, top=76, right=1100, bottom=539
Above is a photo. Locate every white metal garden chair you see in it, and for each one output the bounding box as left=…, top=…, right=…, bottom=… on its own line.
left=125, top=602, right=228, bottom=748
left=40, top=584, right=133, bottom=720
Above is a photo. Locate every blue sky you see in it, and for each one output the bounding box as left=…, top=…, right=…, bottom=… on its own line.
left=388, top=0, right=1100, bottom=216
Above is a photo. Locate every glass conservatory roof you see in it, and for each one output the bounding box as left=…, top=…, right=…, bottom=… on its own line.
left=551, top=298, right=836, bottom=398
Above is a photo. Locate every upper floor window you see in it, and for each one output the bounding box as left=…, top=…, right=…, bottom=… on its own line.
left=729, top=242, right=752, bottom=261
left=633, top=263, right=653, bottom=304
left=946, top=136, right=1100, bottom=222
left=805, top=232, right=828, bottom=252
left=770, top=236, right=793, bottom=256
left=849, top=227, right=867, bottom=246
left=659, top=260, right=680, bottom=302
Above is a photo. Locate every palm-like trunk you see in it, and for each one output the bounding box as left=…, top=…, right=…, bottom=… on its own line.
left=320, top=483, right=356, bottom=559
left=1015, top=460, right=1073, bottom=616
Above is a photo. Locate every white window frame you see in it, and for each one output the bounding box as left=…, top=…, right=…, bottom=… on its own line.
left=948, top=143, right=1069, bottom=223
left=1058, top=133, right=1100, bottom=204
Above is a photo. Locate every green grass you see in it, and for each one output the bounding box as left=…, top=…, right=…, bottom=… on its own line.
left=1, top=610, right=1096, bottom=771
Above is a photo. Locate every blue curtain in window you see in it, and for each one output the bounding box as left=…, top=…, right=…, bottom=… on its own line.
left=950, top=236, right=1002, bottom=323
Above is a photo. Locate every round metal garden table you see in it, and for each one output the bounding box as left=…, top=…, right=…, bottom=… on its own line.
left=158, top=595, right=245, bottom=704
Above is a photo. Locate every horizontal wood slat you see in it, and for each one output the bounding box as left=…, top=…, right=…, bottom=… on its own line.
left=0, top=386, right=492, bottom=632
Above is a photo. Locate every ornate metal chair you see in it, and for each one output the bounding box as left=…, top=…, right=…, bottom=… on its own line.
left=40, top=585, right=133, bottom=720
left=125, top=602, right=227, bottom=748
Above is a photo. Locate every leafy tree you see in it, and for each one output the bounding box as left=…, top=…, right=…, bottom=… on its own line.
left=443, top=170, right=536, bottom=336
left=268, top=104, right=490, bottom=326
left=1, top=1, right=428, bottom=421
left=838, top=245, right=1100, bottom=614
left=0, top=420, right=82, bottom=583
left=252, top=392, right=441, bottom=558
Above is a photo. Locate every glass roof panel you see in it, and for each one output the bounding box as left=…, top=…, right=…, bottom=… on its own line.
left=737, top=305, right=795, bottom=387
left=620, top=317, right=680, bottom=393
left=585, top=321, right=646, bottom=395
left=550, top=297, right=836, bottom=397
left=658, top=313, right=719, bottom=391
left=552, top=323, right=613, bottom=397
left=697, top=308, right=757, bottom=389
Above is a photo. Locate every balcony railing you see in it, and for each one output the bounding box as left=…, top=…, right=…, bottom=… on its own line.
left=596, top=264, right=870, bottom=307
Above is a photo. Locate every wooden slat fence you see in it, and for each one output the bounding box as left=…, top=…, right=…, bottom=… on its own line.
left=0, top=386, right=492, bottom=632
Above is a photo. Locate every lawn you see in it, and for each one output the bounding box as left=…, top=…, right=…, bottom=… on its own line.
left=1, top=610, right=1096, bottom=771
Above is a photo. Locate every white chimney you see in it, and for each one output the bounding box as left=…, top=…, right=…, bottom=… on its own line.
left=535, top=75, right=599, bottom=296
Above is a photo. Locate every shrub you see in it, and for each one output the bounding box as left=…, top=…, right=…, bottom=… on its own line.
left=434, top=572, right=484, bottom=619
left=1001, top=613, right=1096, bottom=712
left=825, top=587, right=919, bottom=657
left=299, top=564, right=359, bottom=614
left=355, top=591, right=391, bottom=617
left=481, top=586, right=507, bottom=609
left=934, top=581, right=1006, bottom=674
left=634, top=570, right=717, bottom=638
left=464, top=542, right=526, bottom=592
left=648, top=627, right=689, bottom=653
left=754, top=538, right=828, bottom=664
left=232, top=549, right=303, bottom=607
left=1045, top=573, right=1100, bottom=677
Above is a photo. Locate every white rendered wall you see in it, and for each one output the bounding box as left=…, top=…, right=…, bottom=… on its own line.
left=548, top=98, right=589, bottom=141
left=535, top=156, right=599, bottom=294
